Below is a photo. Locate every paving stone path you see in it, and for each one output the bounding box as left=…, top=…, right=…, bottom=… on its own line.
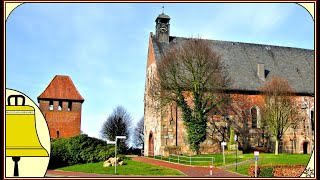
left=132, top=156, right=245, bottom=177
left=45, top=157, right=246, bottom=177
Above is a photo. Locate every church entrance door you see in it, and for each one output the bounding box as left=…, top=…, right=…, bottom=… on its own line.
left=148, top=132, right=154, bottom=156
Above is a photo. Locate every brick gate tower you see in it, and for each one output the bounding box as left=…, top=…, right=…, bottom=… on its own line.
left=38, top=75, right=84, bottom=139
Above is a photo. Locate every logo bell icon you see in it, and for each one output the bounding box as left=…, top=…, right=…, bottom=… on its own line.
left=6, top=95, right=49, bottom=176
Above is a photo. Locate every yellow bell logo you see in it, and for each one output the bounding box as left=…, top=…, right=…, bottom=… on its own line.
left=6, top=94, right=49, bottom=176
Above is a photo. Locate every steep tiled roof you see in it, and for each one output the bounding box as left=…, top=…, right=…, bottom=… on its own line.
left=38, top=75, right=84, bottom=101
left=151, top=36, right=315, bottom=95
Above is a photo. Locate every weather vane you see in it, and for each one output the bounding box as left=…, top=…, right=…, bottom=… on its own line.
left=162, top=4, right=165, bottom=13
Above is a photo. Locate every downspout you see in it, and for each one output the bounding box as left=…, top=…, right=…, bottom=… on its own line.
left=308, top=99, right=313, bottom=155
left=176, top=104, right=178, bottom=146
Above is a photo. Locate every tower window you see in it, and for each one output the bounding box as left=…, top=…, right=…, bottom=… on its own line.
left=251, top=107, right=257, bottom=128
left=57, top=131, right=60, bottom=138
left=49, top=100, right=53, bottom=111
left=68, top=101, right=72, bottom=111
left=58, top=101, right=62, bottom=111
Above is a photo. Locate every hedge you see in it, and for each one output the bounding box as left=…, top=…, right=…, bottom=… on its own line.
left=49, top=134, right=115, bottom=169
left=248, top=164, right=305, bottom=177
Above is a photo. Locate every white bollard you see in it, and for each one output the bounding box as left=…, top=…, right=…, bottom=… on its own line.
left=254, top=151, right=259, bottom=177
left=210, top=163, right=213, bottom=176
left=255, top=159, right=258, bottom=177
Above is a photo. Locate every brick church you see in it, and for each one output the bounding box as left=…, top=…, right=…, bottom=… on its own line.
left=38, top=75, right=84, bottom=139
left=144, top=13, right=314, bottom=156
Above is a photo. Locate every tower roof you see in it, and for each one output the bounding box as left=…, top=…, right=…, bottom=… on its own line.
left=155, top=12, right=170, bottom=21
left=38, top=75, right=84, bottom=102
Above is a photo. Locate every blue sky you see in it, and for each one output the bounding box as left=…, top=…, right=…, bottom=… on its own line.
left=5, top=3, right=314, bottom=140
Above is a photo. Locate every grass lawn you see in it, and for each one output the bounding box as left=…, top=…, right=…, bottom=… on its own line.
left=226, top=153, right=311, bottom=176
left=57, top=159, right=185, bottom=176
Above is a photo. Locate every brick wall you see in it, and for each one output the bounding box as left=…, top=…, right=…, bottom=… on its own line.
left=39, top=99, right=82, bottom=139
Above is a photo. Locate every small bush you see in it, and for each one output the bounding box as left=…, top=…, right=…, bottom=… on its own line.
left=260, top=167, right=274, bottom=177
left=117, top=154, right=126, bottom=161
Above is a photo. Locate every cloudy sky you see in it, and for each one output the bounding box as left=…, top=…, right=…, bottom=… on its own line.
left=5, top=3, right=314, bottom=140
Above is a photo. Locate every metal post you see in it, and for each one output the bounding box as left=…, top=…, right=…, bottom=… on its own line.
left=236, top=144, right=238, bottom=172
left=115, top=140, right=117, bottom=175
left=255, top=158, right=258, bottom=177
left=178, top=155, right=180, bottom=164
left=308, top=99, right=313, bottom=155
left=210, top=163, right=213, bottom=176
left=190, top=156, right=191, bottom=165
left=234, top=134, right=238, bottom=172
left=222, top=145, right=225, bottom=165
left=254, top=151, right=259, bottom=177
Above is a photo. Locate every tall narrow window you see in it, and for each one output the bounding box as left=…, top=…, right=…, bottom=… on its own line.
left=57, top=131, right=60, bottom=138
left=49, top=100, right=53, bottom=111
left=311, top=110, right=314, bottom=131
left=251, top=107, right=257, bottom=128
left=58, top=101, right=62, bottom=111
left=68, top=101, right=72, bottom=111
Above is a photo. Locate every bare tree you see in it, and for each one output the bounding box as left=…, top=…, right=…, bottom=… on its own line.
left=100, top=106, right=132, bottom=151
left=260, top=76, right=301, bottom=155
left=153, top=38, right=230, bottom=154
left=132, top=117, right=144, bottom=149
left=207, top=94, right=260, bottom=153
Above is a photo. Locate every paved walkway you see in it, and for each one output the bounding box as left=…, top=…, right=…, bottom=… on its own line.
left=45, top=157, right=246, bottom=177
left=132, top=157, right=245, bottom=177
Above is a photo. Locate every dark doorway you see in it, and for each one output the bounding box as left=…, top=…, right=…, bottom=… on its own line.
left=303, top=142, right=308, bottom=154
left=148, top=132, right=154, bottom=156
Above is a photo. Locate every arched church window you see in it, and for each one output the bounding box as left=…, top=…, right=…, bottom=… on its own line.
left=251, top=107, right=257, bottom=128
left=57, top=131, right=60, bottom=138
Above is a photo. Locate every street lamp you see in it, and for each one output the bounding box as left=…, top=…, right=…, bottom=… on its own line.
left=115, top=136, right=126, bottom=175
left=222, top=122, right=228, bottom=142
left=106, top=140, right=116, bottom=174
left=107, top=136, right=126, bottom=175
left=221, top=122, right=228, bottom=165
left=234, top=133, right=238, bottom=172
